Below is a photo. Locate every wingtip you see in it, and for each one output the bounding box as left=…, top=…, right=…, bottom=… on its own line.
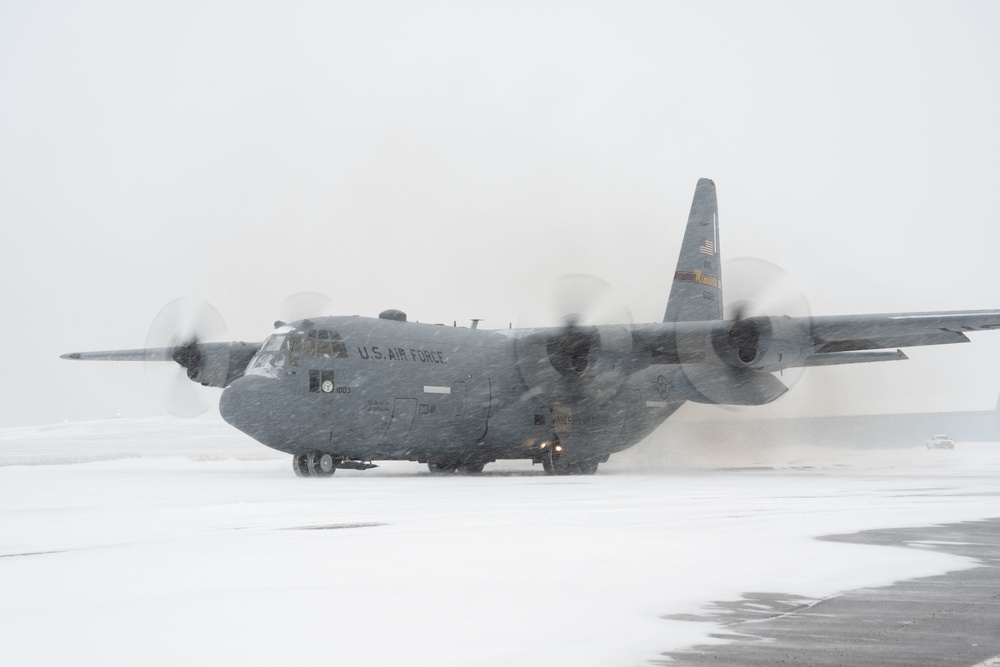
left=60, top=353, right=82, bottom=360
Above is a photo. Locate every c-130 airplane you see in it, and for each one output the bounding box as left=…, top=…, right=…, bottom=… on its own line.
left=63, top=179, right=1000, bottom=476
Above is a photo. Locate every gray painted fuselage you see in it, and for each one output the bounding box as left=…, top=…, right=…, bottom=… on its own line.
left=219, top=315, right=681, bottom=465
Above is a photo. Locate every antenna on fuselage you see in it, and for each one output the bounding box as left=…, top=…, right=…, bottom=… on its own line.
left=470, top=319, right=483, bottom=330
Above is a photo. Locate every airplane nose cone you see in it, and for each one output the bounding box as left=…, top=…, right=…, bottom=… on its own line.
left=220, top=376, right=290, bottom=451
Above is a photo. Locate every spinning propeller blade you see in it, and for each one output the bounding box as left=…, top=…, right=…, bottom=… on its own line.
left=515, top=274, right=635, bottom=410
left=144, top=298, right=228, bottom=418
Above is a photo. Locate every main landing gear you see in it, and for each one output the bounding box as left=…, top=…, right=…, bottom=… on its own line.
left=541, top=450, right=600, bottom=476
left=427, top=461, right=486, bottom=475
left=293, top=451, right=377, bottom=477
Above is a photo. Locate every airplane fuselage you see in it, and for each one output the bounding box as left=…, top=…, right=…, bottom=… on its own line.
left=219, top=315, right=683, bottom=468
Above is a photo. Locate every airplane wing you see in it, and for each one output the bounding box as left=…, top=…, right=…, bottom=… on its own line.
left=61, top=348, right=175, bottom=361
left=807, top=310, right=1000, bottom=353
left=61, top=341, right=261, bottom=388
left=785, top=309, right=1000, bottom=368
left=630, top=308, right=1000, bottom=366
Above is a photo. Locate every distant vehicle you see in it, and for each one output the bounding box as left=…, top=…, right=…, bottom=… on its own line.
left=926, top=435, right=956, bottom=450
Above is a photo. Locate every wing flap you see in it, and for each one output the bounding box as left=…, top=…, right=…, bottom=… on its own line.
left=799, top=349, right=908, bottom=367
left=814, top=331, right=969, bottom=353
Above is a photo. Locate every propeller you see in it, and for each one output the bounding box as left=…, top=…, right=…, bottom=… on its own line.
left=517, top=273, right=633, bottom=330
left=723, top=256, right=811, bottom=394
left=674, top=257, right=810, bottom=407
left=277, top=291, right=334, bottom=325
left=724, top=257, right=810, bottom=322
left=144, top=297, right=228, bottom=418
left=515, top=274, right=635, bottom=409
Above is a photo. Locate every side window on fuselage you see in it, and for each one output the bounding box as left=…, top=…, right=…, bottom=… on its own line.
left=308, top=369, right=335, bottom=393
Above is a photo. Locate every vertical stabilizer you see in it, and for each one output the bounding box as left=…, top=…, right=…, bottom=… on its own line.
left=663, top=178, right=723, bottom=322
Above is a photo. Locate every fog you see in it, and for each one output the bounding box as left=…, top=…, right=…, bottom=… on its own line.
left=2, top=1, right=999, bottom=427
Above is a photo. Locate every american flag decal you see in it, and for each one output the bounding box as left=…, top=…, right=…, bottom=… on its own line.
left=699, top=239, right=715, bottom=255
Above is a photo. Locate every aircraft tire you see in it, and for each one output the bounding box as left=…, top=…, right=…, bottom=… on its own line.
left=306, top=450, right=336, bottom=477
left=292, top=453, right=309, bottom=477
left=543, top=455, right=599, bottom=476
left=427, top=461, right=457, bottom=474
left=457, top=462, right=485, bottom=474
left=544, top=453, right=570, bottom=475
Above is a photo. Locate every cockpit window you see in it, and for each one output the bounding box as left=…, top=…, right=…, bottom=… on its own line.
left=305, top=330, right=348, bottom=358
left=248, top=331, right=347, bottom=377
left=261, top=334, right=286, bottom=352
left=281, top=336, right=303, bottom=354
left=246, top=334, right=289, bottom=378
left=281, top=335, right=303, bottom=367
left=317, top=330, right=334, bottom=357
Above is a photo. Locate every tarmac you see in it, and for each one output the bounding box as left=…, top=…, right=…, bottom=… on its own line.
left=658, top=518, right=1000, bottom=667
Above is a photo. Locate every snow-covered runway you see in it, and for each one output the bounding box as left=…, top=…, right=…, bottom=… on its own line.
left=2, top=419, right=998, bottom=666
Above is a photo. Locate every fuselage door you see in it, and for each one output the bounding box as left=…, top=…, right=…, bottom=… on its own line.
left=377, top=398, right=417, bottom=449
left=447, top=378, right=489, bottom=446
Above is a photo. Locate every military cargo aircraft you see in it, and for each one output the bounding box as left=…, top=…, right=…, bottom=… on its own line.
left=62, top=179, right=1000, bottom=476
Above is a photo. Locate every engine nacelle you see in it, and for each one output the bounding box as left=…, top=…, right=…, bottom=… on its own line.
left=173, top=341, right=261, bottom=388
left=711, top=316, right=812, bottom=372
left=515, top=324, right=635, bottom=407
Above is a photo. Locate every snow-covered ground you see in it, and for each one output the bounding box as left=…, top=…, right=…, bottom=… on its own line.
left=2, top=418, right=999, bottom=666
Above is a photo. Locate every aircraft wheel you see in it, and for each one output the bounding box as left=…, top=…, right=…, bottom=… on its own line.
left=427, top=461, right=457, bottom=474
left=307, top=450, right=336, bottom=477
left=457, top=462, right=485, bottom=474
left=542, top=456, right=555, bottom=475
left=292, top=453, right=309, bottom=477
left=551, top=458, right=574, bottom=475
left=317, top=452, right=338, bottom=475
left=543, top=454, right=598, bottom=476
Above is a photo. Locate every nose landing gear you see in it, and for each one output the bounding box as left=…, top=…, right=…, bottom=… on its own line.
left=293, top=451, right=336, bottom=477
left=293, top=451, right=377, bottom=477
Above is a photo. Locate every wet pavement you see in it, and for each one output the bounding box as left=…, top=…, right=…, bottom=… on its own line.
left=659, top=518, right=1000, bottom=667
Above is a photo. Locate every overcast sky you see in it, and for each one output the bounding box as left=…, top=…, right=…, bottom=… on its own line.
left=2, top=1, right=999, bottom=427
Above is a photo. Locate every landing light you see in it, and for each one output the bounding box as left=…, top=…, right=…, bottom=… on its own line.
left=554, top=445, right=563, bottom=453
left=540, top=441, right=548, bottom=449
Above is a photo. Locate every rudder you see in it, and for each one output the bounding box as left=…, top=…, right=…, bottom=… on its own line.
left=663, top=178, right=723, bottom=322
